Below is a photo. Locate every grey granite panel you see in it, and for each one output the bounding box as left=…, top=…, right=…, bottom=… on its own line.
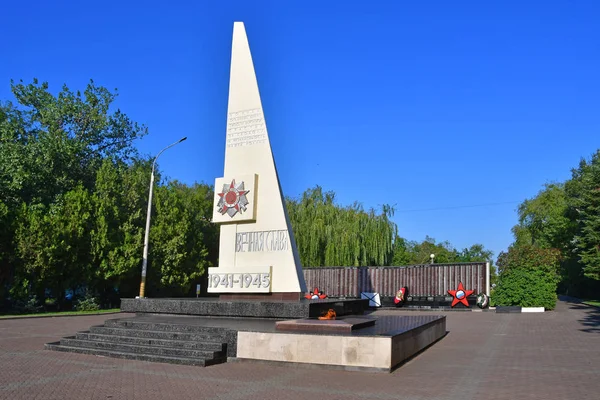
left=45, top=343, right=225, bottom=367
left=390, top=316, right=446, bottom=368
left=119, top=298, right=369, bottom=319
left=102, top=317, right=237, bottom=357
left=105, top=319, right=231, bottom=336
left=89, top=326, right=218, bottom=341
left=75, top=332, right=226, bottom=351
left=47, top=303, right=439, bottom=369
left=275, top=317, right=376, bottom=333
left=59, top=337, right=223, bottom=359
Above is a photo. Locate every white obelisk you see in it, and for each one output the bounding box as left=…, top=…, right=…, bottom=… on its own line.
left=207, top=22, right=307, bottom=298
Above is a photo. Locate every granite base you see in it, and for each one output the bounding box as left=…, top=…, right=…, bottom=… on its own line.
left=236, top=315, right=446, bottom=372
left=219, top=292, right=302, bottom=301
left=120, top=297, right=369, bottom=319
left=275, top=317, right=375, bottom=333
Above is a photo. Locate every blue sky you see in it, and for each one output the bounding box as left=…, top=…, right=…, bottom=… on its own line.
left=1, top=1, right=598, bottom=260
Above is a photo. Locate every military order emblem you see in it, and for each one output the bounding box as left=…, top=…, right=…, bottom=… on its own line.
left=217, top=179, right=250, bottom=217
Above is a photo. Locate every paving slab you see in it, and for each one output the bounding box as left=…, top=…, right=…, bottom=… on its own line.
left=0, top=299, right=599, bottom=400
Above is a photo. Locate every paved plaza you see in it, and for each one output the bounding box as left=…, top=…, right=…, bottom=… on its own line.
left=0, top=298, right=598, bottom=400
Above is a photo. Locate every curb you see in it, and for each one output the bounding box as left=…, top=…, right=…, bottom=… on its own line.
left=495, top=306, right=545, bottom=313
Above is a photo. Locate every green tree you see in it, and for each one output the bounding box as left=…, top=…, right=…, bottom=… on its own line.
left=0, top=200, right=14, bottom=303
left=404, top=236, right=459, bottom=264
left=566, top=150, right=600, bottom=280
left=455, top=243, right=494, bottom=263
left=0, top=79, right=147, bottom=207
left=389, top=236, right=496, bottom=281
left=14, top=186, right=93, bottom=308
left=90, top=158, right=150, bottom=300
left=147, top=181, right=218, bottom=296
left=1, top=79, right=148, bottom=307
left=287, top=186, right=396, bottom=267
left=511, top=183, right=572, bottom=250
left=508, top=171, right=599, bottom=296
left=391, top=236, right=413, bottom=266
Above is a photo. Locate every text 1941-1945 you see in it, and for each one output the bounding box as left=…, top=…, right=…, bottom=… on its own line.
left=208, top=272, right=271, bottom=291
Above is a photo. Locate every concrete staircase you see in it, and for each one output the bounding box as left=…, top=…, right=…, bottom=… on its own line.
left=46, top=317, right=230, bottom=367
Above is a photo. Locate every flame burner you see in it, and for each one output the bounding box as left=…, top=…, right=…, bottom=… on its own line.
left=318, top=309, right=337, bottom=320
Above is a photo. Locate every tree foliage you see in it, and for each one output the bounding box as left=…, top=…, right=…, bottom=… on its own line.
left=0, top=79, right=216, bottom=310
left=497, top=245, right=562, bottom=277
left=391, top=236, right=494, bottom=266
left=286, top=188, right=495, bottom=270
left=512, top=184, right=573, bottom=250
left=566, top=151, right=600, bottom=281
left=286, top=186, right=396, bottom=267
left=90, top=158, right=150, bottom=298
left=508, top=150, right=600, bottom=298
left=14, top=186, right=93, bottom=303
left=493, top=245, right=561, bottom=309
left=0, top=78, right=500, bottom=313
left=491, top=268, right=559, bottom=310
left=148, top=181, right=218, bottom=296
left=0, top=79, right=147, bottom=207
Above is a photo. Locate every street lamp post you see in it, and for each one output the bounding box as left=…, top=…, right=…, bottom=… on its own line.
left=138, top=137, right=187, bottom=298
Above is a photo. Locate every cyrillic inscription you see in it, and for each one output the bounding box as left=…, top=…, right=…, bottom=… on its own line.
left=236, top=230, right=289, bottom=252
left=226, top=108, right=267, bottom=148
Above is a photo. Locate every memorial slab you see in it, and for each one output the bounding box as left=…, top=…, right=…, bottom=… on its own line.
left=275, top=317, right=376, bottom=333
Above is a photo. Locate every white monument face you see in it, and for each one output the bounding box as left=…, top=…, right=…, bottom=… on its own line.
left=207, top=22, right=307, bottom=295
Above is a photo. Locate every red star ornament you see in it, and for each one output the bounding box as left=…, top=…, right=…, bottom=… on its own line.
left=448, top=282, right=474, bottom=307
left=304, top=287, right=327, bottom=300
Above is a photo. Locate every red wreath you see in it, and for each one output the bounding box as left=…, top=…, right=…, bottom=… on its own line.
left=394, top=287, right=407, bottom=304
left=305, top=287, right=327, bottom=300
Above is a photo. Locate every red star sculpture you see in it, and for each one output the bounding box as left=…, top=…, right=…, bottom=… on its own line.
left=304, top=287, right=327, bottom=300
left=448, top=282, right=474, bottom=307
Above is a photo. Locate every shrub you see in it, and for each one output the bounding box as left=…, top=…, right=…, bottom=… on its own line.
left=491, top=268, right=558, bottom=309
left=13, top=295, right=44, bottom=314
left=492, top=245, right=561, bottom=310
left=73, top=292, right=100, bottom=311
left=497, top=245, right=562, bottom=276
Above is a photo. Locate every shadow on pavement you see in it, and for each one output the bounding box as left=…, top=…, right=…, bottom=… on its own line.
left=559, top=295, right=600, bottom=334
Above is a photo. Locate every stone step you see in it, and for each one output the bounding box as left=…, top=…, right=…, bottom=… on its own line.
left=45, top=342, right=225, bottom=367
left=60, top=337, right=223, bottom=359
left=104, top=319, right=231, bottom=335
left=76, top=332, right=226, bottom=352
left=89, top=326, right=223, bottom=341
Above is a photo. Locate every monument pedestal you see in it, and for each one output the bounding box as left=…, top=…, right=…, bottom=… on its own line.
left=120, top=297, right=370, bottom=319
left=45, top=21, right=448, bottom=373
left=219, top=292, right=302, bottom=301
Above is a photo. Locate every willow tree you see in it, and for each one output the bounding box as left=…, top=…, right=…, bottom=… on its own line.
left=286, top=186, right=396, bottom=267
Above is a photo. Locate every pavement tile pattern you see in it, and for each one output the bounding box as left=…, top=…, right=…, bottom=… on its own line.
left=0, top=299, right=598, bottom=400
